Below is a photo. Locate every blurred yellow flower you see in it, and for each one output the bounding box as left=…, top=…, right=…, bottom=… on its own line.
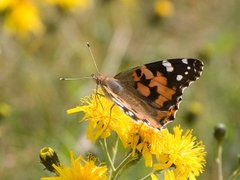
left=0, top=0, right=14, bottom=10
left=122, top=0, right=136, bottom=7
left=154, top=0, right=174, bottom=17
left=0, top=102, right=12, bottom=118
left=45, top=0, right=91, bottom=10
left=41, top=152, right=108, bottom=180
left=190, top=101, right=203, bottom=115
left=68, top=91, right=206, bottom=179
left=1, top=0, right=43, bottom=37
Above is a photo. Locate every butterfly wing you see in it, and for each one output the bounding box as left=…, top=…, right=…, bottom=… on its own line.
left=114, top=58, right=203, bottom=128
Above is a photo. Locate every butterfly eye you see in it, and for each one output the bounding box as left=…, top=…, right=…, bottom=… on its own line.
left=91, top=74, right=96, bottom=79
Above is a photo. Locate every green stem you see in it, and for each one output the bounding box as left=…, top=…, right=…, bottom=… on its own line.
left=103, top=138, right=115, bottom=171
left=112, top=137, right=119, bottom=163
left=109, top=137, right=119, bottom=178
left=216, top=142, right=223, bottom=180
left=111, top=152, right=134, bottom=180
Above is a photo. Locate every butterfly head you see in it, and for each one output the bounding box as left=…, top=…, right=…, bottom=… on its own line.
left=91, top=74, right=102, bottom=85
left=91, top=74, right=110, bottom=87
left=92, top=74, right=124, bottom=95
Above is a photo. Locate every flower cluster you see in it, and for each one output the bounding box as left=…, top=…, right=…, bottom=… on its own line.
left=0, top=0, right=91, bottom=37
left=0, top=0, right=43, bottom=37
left=45, top=0, right=91, bottom=11
left=66, top=91, right=206, bottom=179
left=154, top=0, right=174, bottom=17
left=0, top=0, right=176, bottom=38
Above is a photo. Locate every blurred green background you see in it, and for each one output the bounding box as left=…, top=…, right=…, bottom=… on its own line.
left=0, top=0, right=240, bottom=179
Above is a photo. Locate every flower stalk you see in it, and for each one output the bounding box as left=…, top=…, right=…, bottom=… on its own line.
left=214, top=123, right=226, bottom=180
left=216, top=144, right=223, bottom=180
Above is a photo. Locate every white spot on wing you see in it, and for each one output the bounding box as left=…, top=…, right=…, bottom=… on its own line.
left=176, top=75, right=183, bottom=81
left=162, top=60, right=171, bottom=66
left=167, top=66, right=174, bottom=72
left=162, top=60, right=174, bottom=72
left=187, top=66, right=191, bottom=70
left=185, top=71, right=188, bottom=75
left=182, top=58, right=188, bottom=64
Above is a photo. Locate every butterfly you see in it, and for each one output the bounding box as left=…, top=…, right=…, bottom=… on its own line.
left=92, top=58, right=203, bottom=130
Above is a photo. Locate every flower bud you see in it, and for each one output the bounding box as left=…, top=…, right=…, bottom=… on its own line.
left=214, top=123, right=226, bottom=143
left=39, top=147, right=60, bottom=173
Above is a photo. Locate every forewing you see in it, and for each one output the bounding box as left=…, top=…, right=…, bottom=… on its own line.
left=114, top=58, right=203, bottom=125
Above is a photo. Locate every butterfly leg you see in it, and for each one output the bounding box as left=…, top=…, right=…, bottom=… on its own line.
left=101, top=103, right=115, bottom=133
left=109, top=103, right=115, bottom=124
left=94, top=84, right=105, bottom=111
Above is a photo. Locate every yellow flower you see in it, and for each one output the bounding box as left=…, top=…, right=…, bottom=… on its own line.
left=164, top=170, right=175, bottom=180
left=2, top=0, right=43, bottom=37
left=45, top=0, right=91, bottom=10
left=118, top=122, right=160, bottom=167
left=154, top=127, right=206, bottom=179
left=151, top=173, right=159, bottom=180
left=41, top=151, right=108, bottom=180
left=67, top=91, right=133, bottom=142
left=154, top=0, right=174, bottom=17
left=68, top=91, right=157, bottom=166
left=69, top=92, right=206, bottom=179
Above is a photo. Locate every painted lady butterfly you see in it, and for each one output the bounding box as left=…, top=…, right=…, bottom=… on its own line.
left=92, top=58, right=203, bottom=130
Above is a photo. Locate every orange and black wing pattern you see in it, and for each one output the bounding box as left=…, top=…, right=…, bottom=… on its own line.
left=131, top=58, right=203, bottom=125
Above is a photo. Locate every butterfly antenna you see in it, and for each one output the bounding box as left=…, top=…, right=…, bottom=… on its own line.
left=59, top=77, right=91, bottom=81
left=87, top=42, right=100, bottom=74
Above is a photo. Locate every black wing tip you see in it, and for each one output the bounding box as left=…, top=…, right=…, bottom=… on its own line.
left=167, top=58, right=204, bottom=64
